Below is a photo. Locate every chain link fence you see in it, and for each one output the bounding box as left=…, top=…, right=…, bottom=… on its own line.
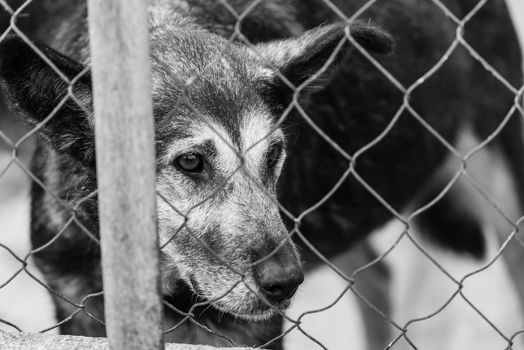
left=1, top=0, right=524, bottom=349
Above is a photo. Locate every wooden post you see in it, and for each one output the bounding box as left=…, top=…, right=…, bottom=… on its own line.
left=87, top=1, right=164, bottom=349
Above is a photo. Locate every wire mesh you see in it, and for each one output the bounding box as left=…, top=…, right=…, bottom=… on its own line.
left=0, top=0, right=524, bottom=349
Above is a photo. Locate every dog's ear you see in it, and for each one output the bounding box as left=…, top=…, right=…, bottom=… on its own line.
left=254, top=21, right=394, bottom=106
left=0, top=36, right=94, bottom=164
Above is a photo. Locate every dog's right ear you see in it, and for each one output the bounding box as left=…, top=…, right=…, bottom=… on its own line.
left=0, top=36, right=94, bottom=164
left=253, top=22, right=394, bottom=108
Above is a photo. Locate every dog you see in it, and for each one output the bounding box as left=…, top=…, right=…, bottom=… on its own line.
left=285, top=127, right=524, bottom=349
left=0, top=0, right=522, bottom=349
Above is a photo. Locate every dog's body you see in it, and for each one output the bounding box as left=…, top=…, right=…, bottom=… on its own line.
left=286, top=126, right=524, bottom=349
left=0, top=0, right=522, bottom=348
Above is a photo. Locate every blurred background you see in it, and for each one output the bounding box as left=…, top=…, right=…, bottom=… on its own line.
left=0, top=1, right=523, bottom=349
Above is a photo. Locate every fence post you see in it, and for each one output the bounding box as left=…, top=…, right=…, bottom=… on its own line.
left=87, top=1, right=164, bottom=350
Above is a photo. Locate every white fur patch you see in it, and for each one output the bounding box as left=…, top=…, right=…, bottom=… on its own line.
left=368, top=128, right=524, bottom=350
left=284, top=254, right=368, bottom=350
left=240, top=110, right=284, bottom=176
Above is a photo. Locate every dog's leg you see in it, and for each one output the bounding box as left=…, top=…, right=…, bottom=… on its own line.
left=43, top=273, right=105, bottom=336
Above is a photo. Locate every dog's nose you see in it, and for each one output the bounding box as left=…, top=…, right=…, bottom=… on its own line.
left=253, top=252, right=304, bottom=304
left=257, top=266, right=303, bottom=303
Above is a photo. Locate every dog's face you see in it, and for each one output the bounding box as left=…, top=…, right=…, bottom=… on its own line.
left=150, top=31, right=300, bottom=319
left=0, top=21, right=392, bottom=320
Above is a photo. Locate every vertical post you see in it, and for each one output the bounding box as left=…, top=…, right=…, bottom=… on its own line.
left=87, top=1, right=164, bottom=350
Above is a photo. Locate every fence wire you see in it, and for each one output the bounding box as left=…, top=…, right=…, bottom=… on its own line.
left=1, top=0, right=524, bottom=349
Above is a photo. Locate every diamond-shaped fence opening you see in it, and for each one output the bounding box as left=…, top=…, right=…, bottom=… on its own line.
left=0, top=0, right=524, bottom=349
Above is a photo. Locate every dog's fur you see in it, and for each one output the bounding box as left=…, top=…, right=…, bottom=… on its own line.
left=0, top=0, right=523, bottom=348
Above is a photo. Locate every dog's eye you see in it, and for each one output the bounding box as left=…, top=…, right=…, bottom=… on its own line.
left=175, top=153, right=204, bottom=173
left=267, top=144, right=282, bottom=169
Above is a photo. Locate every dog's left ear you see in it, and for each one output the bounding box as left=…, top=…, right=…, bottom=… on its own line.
left=254, top=21, right=394, bottom=104
left=0, top=36, right=94, bottom=165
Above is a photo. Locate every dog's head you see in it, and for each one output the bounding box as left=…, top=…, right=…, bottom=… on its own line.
left=0, top=21, right=392, bottom=320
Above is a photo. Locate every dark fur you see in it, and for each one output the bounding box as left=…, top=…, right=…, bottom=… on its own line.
left=0, top=0, right=522, bottom=348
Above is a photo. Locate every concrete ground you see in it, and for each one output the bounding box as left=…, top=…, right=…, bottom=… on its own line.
left=0, top=1, right=524, bottom=349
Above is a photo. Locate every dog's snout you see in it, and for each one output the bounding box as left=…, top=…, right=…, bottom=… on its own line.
left=253, top=248, right=304, bottom=304
left=257, top=264, right=303, bottom=303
